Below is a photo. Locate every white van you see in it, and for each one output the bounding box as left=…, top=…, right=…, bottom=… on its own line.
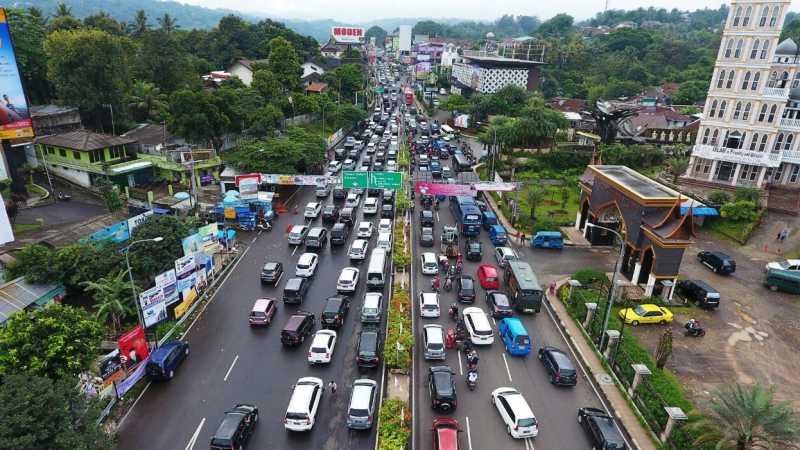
left=361, top=292, right=383, bottom=323
left=491, top=387, right=539, bottom=438
left=366, top=249, right=387, bottom=289
left=377, top=231, right=392, bottom=253
left=363, top=197, right=379, bottom=215
left=284, top=377, right=323, bottom=431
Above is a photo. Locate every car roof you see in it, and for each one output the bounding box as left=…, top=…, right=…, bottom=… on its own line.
left=422, top=252, right=436, bottom=261
left=252, top=298, right=275, bottom=311
left=341, top=267, right=359, bottom=277
left=639, top=304, right=663, bottom=312
left=421, top=292, right=439, bottom=304
left=284, top=313, right=309, bottom=329
left=351, top=380, right=376, bottom=408
left=545, top=347, right=574, bottom=369
left=150, top=340, right=182, bottom=363
left=500, top=317, right=528, bottom=336
left=359, top=221, right=372, bottom=227
left=312, top=330, right=335, bottom=345
left=298, top=253, right=316, bottom=263
left=464, top=307, right=490, bottom=327
left=288, top=378, right=322, bottom=412
left=499, top=389, right=534, bottom=418
left=264, top=261, right=280, bottom=269
left=424, top=325, right=444, bottom=343
left=479, top=265, right=497, bottom=276
left=215, top=411, right=246, bottom=439
left=290, top=225, right=307, bottom=233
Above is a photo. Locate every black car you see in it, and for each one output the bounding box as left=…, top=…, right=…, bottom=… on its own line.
left=381, top=204, right=394, bottom=219
left=260, top=261, right=283, bottom=285
left=486, top=291, right=513, bottom=318
left=577, top=407, right=627, bottom=449
left=675, top=279, right=720, bottom=309
left=456, top=276, right=476, bottom=303
left=321, top=296, right=350, bottom=329
left=373, top=162, right=385, bottom=172
left=357, top=327, right=382, bottom=368
left=465, top=241, right=482, bottom=261
left=420, top=227, right=435, bottom=247
left=330, top=222, right=351, bottom=246
left=428, top=366, right=457, bottom=412
left=322, top=205, right=340, bottom=224
left=280, top=311, right=315, bottom=346
left=697, top=251, right=736, bottom=275
left=420, top=210, right=434, bottom=227
left=209, top=404, right=259, bottom=450
left=333, top=186, right=347, bottom=201
left=538, top=346, right=578, bottom=386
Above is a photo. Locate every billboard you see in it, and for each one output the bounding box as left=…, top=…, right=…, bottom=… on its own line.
left=415, top=62, right=431, bottom=73
left=415, top=182, right=477, bottom=197
left=261, top=174, right=332, bottom=186
left=416, top=54, right=431, bottom=62
left=0, top=195, right=14, bottom=245
left=0, top=9, right=33, bottom=140
left=399, top=25, right=412, bottom=52
left=175, top=254, right=196, bottom=278
left=139, top=286, right=167, bottom=328
left=89, top=220, right=130, bottom=243
left=331, top=27, right=364, bottom=44
left=155, top=269, right=178, bottom=305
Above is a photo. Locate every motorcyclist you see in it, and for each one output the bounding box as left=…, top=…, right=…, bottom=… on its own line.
left=685, top=318, right=699, bottom=332
left=432, top=275, right=441, bottom=291
left=467, top=349, right=479, bottom=368
left=467, top=369, right=478, bottom=385
left=449, top=303, right=459, bottom=319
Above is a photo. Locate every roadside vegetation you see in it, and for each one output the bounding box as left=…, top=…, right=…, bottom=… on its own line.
left=377, top=398, right=411, bottom=450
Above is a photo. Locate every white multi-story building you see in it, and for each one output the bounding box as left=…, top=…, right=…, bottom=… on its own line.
left=683, top=1, right=800, bottom=197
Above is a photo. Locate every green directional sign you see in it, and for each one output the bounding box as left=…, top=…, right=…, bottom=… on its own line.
left=342, top=171, right=403, bottom=190
left=374, top=86, right=385, bottom=93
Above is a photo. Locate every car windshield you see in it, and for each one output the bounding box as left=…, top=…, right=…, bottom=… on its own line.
left=461, top=279, right=474, bottom=289
left=633, top=305, right=647, bottom=316
left=286, top=412, right=308, bottom=420
left=350, top=408, right=369, bottom=417
left=778, top=261, right=791, bottom=269
left=428, top=342, right=443, bottom=350
left=518, top=417, right=537, bottom=427
left=433, top=372, right=453, bottom=394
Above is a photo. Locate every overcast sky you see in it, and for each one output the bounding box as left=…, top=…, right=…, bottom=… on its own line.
left=178, top=0, right=800, bottom=23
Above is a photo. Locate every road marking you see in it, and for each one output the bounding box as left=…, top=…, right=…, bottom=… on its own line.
left=435, top=211, right=440, bottom=222
left=223, top=354, right=239, bottom=381
left=250, top=236, right=257, bottom=243
left=465, top=416, right=473, bottom=450
left=291, top=244, right=299, bottom=256
left=275, top=272, right=284, bottom=285
left=184, top=417, right=205, bottom=450
left=501, top=353, right=513, bottom=382
left=524, top=437, right=535, bottom=450
left=457, top=349, right=463, bottom=376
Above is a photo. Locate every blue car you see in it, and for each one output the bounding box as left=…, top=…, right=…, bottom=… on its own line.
left=145, top=340, right=190, bottom=380
left=498, top=317, right=531, bottom=356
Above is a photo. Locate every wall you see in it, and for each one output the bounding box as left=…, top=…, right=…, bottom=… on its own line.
left=228, top=63, right=254, bottom=87
left=47, top=164, right=92, bottom=188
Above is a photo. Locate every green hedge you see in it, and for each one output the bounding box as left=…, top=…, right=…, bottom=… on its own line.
left=392, top=219, right=410, bottom=270
left=384, top=284, right=413, bottom=372
left=378, top=399, right=411, bottom=450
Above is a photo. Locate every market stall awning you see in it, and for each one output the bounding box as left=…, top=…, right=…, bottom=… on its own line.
left=680, top=198, right=719, bottom=216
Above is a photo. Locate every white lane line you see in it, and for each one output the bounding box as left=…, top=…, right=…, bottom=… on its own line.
left=525, top=437, right=535, bottom=450
left=457, top=349, right=463, bottom=376
left=435, top=211, right=440, bottom=222
left=465, top=416, right=473, bottom=450
left=291, top=244, right=299, bottom=256
left=491, top=317, right=497, bottom=326
left=501, top=353, right=513, bottom=382
left=184, top=417, right=205, bottom=450
left=223, top=354, right=239, bottom=381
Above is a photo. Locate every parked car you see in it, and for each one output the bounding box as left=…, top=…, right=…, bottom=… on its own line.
left=284, top=377, right=323, bottom=431
left=697, top=250, right=736, bottom=275
left=432, top=418, right=461, bottom=450
left=578, top=407, right=627, bottom=449
left=428, top=366, right=457, bottom=412
left=357, top=326, right=382, bottom=368
left=209, top=404, right=258, bottom=449
left=617, top=304, right=673, bottom=325
left=486, top=291, right=513, bottom=318
left=321, top=296, right=350, bottom=329
left=491, top=387, right=538, bottom=439
left=249, top=298, right=278, bottom=326
left=538, top=346, right=578, bottom=386
left=146, top=340, right=189, bottom=380
left=456, top=275, right=476, bottom=303
left=307, top=330, right=337, bottom=364
left=260, top=261, right=283, bottom=285
left=280, top=311, right=315, bottom=346
left=476, top=265, right=500, bottom=290
left=675, top=279, right=720, bottom=309
left=765, top=259, right=800, bottom=272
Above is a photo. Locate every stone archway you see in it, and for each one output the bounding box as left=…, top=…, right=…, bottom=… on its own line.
left=587, top=201, right=627, bottom=245
left=638, top=247, right=655, bottom=285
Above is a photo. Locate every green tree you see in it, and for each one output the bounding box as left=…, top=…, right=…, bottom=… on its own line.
left=224, top=127, right=325, bottom=174
left=136, top=29, right=196, bottom=93
left=720, top=201, right=759, bottom=222
left=0, top=304, right=103, bottom=379
left=266, top=37, right=301, bottom=92
left=83, top=11, right=124, bottom=35
left=365, top=25, right=388, bottom=45
left=672, top=80, right=708, bottom=105
left=54, top=2, right=72, bottom=17
left=168, top=89, right=231, bottom=151
left=328, top=103, right=367, bottom=130
left=438, top=94, right=470, bottom=116
left=666, top=155, right=690, bottom=184
left=6, top=8, right=52, bottom=104
left=56, top=240, right=124, bottom=291
left=693, top=382, right=800, bottom=450
left=514, top=95, right=569, bottom=148
left=129, top=215, right=192, bottom=283
left=537, top=14, right=574, bottom=36
left=127, top=80, right=167, bottom=123
left=81, top=270, right=135, bottom=335
left=0, top=374, right=113, bottom=450
left=291, top=93, right=320, bottom=115
left=157, top=13, right=177, bottom=33
left=247, top=103, right=284, bottom=137
left=128, top=9, right=149, bottom=37
left=324, top=64, right=364, bottom=102
left=525, top=185, right=546, bottom=220
left=734, top=187, right=761, bottom=204
left=43, top=29, right=133, bottom=128
left=4, top=244, right=59, bottom=283
left=252, top=69, right=283, bottom=101
left=95, top=177, right=123, bottom=212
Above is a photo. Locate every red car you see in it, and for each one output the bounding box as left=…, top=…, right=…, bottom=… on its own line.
left=432, top=417, right=460, bottom=450
left=477, top=264, right=500, bottom=290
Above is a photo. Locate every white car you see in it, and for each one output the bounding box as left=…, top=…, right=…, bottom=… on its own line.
left=357, top=221, right=374, bottom=238
left=387, top=161, right=398, bottom=172
left=287, top=225, right=309, bottom=245
left=463, top=307, right=494, bottom=345
left=491, top=387, right=539, bottom=438
left=295, top=253, right=318, bottom=278
left=494, top=246, right=518, bottom=268
left=420, top=252, right=439, bottom=275
left=337, top=267, right=360, bottom=293
left=349, top=239, right=369, bottom=260
left=419, top=292, right=441, bottom=318
left=345, top=193, right=361, bottom=208
left=363, top=197, right=379, bottom=215
left=377, top=231, right=392, bottom=252
left=378, top=218, right=393, bottom=234
left=304, top=202, right=322, bottom=219
left=766, top=259, right=800, bottom=272
left=327, top=160, right=342, bottom=173
left=284, top=377, right=323, bottom=431
left=307, top=330, right=337, bottom=364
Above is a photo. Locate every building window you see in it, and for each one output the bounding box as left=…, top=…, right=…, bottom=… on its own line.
left=775, top=133, right=785, bottom=151
left=726, top=131, right=743, bottom=148
left=709, top=100, right=718, bottom=117
left=790, top=165, right=800, bottom=183
left=726, top=70, right=735, bottom=88
left=711, top=129, right=719, bottom=145
left=702, top=128, right=710, bottom=144
left=760, top=134, right=769, bottom=152
left=768, top=71, right=778, bottom=87
left=58, top=148, right=66, bottom=157
left=760, top=6, right=769, bottom=27
left=724, top=39, right=734, bottom=58
left=775, top=163, right=786, bottom=182
left=759, top=104, right=768, bottom=121
left=786, top=134, right=794, bottom=151
left=743, top=103, right=752, bottom=121
left=770, top=6, right=781, bottom=27
left=739, top=164, right=759, bottom=182
left=769, top=104, right=778, bottom=122
left=761, top=41, right=770, bottom=60
left=733, top=6, right=742, bottom=26
left=742, top=71, right=751, bottom=90
left=718, top=101, right=727, bottom=118
left=733, top=102, right=742, bottom=120
left=717, top=70, right=726, bottom=89
left=743, top=6, right=752, bottom=26
left=735, top=39, right=744, bottom=58
left=751, top=39, right=760, bottom=59
left=750, top=133, right=760, bottom=150
left=752, top=72, right=760, bottom=90
left=72, top=151, right=80, bottom=160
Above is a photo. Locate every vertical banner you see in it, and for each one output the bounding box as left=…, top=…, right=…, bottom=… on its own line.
left=138, top=286, right=166, bottom=328
left=155, top=269, right=178, bottom=305
left=0, top=9, right=33, bottom=140
left=117, top=325, right=150, bottom=367
left=0, top=195, right=13, bottom=245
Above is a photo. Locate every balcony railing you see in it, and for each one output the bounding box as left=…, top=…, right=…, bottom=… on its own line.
left=692, top=144, right=782, bottom=167
left=782, top=150, right=800, bottom=164
left=780, top=117, right=800, bottom=131
left=763, top=86, right=790, bottom=99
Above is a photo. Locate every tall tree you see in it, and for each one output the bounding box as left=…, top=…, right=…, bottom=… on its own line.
left=0, top=304, right=103, bottom=379
left=136, top=29, right=196, bottom=93
left=168, top=89, right=231, bottom=151
left=54, top=2, right=72, bottom=17
left=3, top=243, right=59, bottom=283
left=266, top=37, right=301, bottom=92
left=83, top=11, right=124, bottom=35
left=128, top=215, right=192, bottom=283
left=324, top=64, right=364, bottom=103
left=6, top=8, right=52, bottom=104
left=82, top=271, right=135, bottom=335
left=129, top=9, right=149, bottom=37
left=693, top=383, right=800, bottom=450
left=127, top=80, right=167, bottom=123
left=157, top=13, right=177, bottom=33
left=0, top=374, right=113, bottom=450
left=537, top=14, right=574, bottom=36
left=365, top=25, right=388, bottom=45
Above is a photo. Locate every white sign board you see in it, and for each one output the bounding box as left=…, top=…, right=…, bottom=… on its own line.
left=331, top=26, right=364, bottom=44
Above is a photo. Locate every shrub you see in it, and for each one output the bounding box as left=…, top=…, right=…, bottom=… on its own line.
left=384, top=284, right=413, bottom=371
left=720, top=200, right=759, bottom=222
left=707, top=191, right=730, bottom=206
left=378, top=399, right=411, bottom=450
left=572, top=268, right=608, bottom=288
left=734, top=186, right=760, bottom=204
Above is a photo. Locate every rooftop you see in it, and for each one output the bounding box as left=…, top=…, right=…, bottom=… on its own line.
left=121, top=123, right=173, bottom=145
left=306, top=82, right=328, bottom=93
left=588, top=165, right=680, bottom=202
left=35, top=130, right=135, bottom=151
left=0, top=277, right=65, bottom=325
left=30, top=104, right=79, bottom=117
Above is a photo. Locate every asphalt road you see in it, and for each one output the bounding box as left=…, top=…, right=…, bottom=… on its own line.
left=118, top=129, right=393, bottom=450
left=408, top=164, right=619, bottom=448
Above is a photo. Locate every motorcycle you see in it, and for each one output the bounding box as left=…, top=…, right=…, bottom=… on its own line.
left=465, top=350, right=479, bottom=371
left=432, top=276, right=441, bottom=292
left=57, top=191, right=72, bottom=201
left=466, top=369, right=478, bottom=391
left=444, top=276, right=454, bottom=292
left=448, top=304, right=459, bottom=321
left=685, top=320, right=706, bottom=337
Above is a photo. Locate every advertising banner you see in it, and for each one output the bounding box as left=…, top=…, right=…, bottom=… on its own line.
left=260, top=174, right=332, bottom=186
left=174, top=254, right=196, bottom=279
left=0, top=195, right=14, bottom=245
left=197, top=223, right=220, bottom=254
left=181, top=233, right=201, bottom=256
left=331, top=26, right=364, bottom=44
left=127, top=210, right=153, bottom=235
left=416, top=54, right=431, bottom=62
left=155, top=269, right=178, bottom=305
left=176, top=272, right=196, bottom=296
left=238, top=178, right=259, bottom=200
left=415, top=62, right=431, bottom=73
left=234, top=173, right=261, bottom=188
left=194, top=250, right=214, bottom=276
left=0, top=9, right=33, bottom=140
left=173, top=286, right=198, bottom=319
left=139, top=285, right=167, bottom=328
left=117, top=325, right=150, bottom=366
left=474, top=182, right=519, bottom=192
left=415, top=182, right=477, bottom=197
left=115, top=356, right=150, bottom=398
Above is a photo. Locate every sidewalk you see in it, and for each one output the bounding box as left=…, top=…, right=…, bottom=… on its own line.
left=546, top=280, right=659, bottom=450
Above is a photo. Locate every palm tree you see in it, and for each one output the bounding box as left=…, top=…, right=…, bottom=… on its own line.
left=157, top=13, right=177, bottom=33
left=525, top=185, right=546, bottom=220
left=129, top=10, right=149, bottom=37
left=54, top=2, right=72, bottom=17
left=692, top=382, right=800, bottom=450
left=127, top=80, right=167, bottom=123
left=81, top=271, right=135, bottom=335
left=666, top=155, right=690, bottom=184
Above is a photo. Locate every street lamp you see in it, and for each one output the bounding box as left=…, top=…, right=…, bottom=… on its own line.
left=124, top=237, right=164, bottom=332
left=585, top=222, right=625, bottom=350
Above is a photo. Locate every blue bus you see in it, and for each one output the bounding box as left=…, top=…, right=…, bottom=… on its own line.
left=451, top=196, right=482, bottom=236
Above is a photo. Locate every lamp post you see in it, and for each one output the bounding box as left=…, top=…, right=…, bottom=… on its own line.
left=585, top=222, right=625, bottom=350
left=124, top=237, right=164, bottom=332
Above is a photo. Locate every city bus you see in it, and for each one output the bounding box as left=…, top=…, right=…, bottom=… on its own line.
left=504, top=261, right=543, bottom=313
left=453, top=153, right=472, bottom=172
left=451, top=196, right=481, bottom=236
left=404, top=87, right=414, bottom=106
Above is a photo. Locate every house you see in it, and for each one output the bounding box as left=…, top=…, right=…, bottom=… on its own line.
left=34, top=130, right=148, bottom=188
left=301, top=61, right=326, bottom=86
left=614, top=21, right=638, bottom=29
left=451, top=44, right=545, bottom=94
left=305, top=82, right=329, bottom=94
left=0, top=276, right=65, bottom=326
left=121, top=123, right=182, bottom=155
left=226, top=58, right=269, bottom=86
left=321, top=40, right=350, bottom=59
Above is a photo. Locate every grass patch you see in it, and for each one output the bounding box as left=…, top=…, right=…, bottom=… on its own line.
left=704, top=213, right=763, bottom=244
left=12, top=220, right=43, bottom=234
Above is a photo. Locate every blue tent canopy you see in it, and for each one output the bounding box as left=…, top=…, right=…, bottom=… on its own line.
left=680, top=206, right=719, bottom=216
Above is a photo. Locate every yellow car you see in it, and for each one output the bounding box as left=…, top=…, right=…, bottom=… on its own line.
left=617, top=304, right=673, bottom=325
